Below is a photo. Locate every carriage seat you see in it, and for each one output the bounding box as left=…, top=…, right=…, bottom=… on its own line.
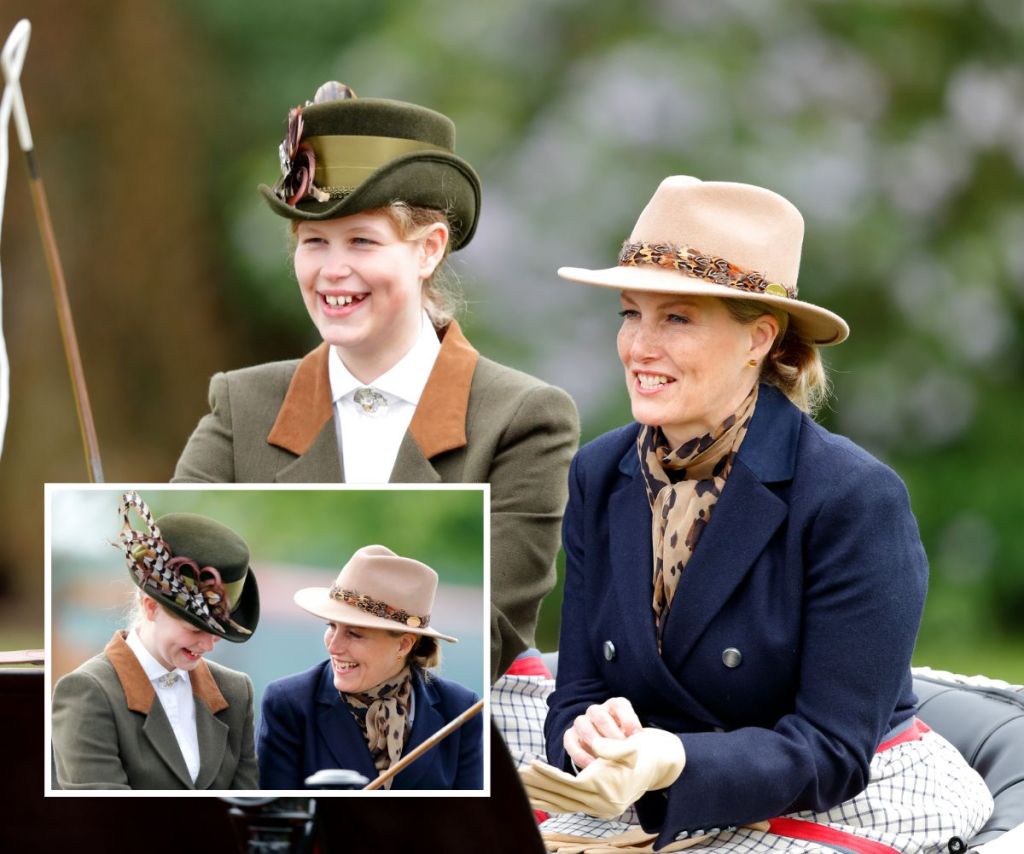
left=911, top=668, right=1024, bottom=850
left=535, top=654, right=1024, bottom=851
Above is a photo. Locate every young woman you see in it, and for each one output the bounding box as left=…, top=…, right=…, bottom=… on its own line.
left=257, top=544, right=482, bottom=790
left=51, top=491, right=259, bottom=790
left=173, top=83, right=578, bottom=681
left=525, top=177, right=994, bottom=852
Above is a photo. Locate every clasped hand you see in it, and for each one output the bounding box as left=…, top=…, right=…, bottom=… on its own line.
left=521, top=700, right=685, bottom=819
left=565, top=697, right=643, bottom=769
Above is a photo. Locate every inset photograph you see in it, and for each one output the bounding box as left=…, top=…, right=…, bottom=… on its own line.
left=45, top=485, right=487, bottom=795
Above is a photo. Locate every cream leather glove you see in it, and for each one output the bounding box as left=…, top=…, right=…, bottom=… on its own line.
left=542, top=827, right=658, bottom=852
left=521, top=728, right=686, bottom=819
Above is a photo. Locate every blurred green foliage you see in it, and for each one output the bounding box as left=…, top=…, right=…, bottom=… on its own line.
left=129, top=489, right=484, bottom=580
left=1, top=0, right=1022, bottom=682
left=49, top=488, right=485, bottom=583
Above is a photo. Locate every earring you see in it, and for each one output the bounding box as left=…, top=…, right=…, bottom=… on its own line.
left=747, top=359, right=758, bottom=367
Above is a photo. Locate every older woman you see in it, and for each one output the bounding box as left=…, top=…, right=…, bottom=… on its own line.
left=172, top=83, right=578, bottom=683
left=257, top=544, right=482, bottom=790
left=51, top=492, right=259, bottom=789
left=527, top=178, right=993, bottom=851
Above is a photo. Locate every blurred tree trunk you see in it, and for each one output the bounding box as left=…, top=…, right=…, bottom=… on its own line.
left=0, top=0, right=240, bottom=638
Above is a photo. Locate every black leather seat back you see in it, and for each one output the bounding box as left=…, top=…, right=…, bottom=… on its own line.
left=913, top=673, right=1024, bottom=848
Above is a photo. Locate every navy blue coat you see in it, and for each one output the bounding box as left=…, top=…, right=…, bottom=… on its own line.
left=258, top=661, right=483, bottom=790
left=545, top=385, right=928, bottom=848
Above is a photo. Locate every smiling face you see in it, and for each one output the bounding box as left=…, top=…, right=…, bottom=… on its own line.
left=293, top=211, right=448, bottom=383
left=138, top=596, right=220, bottom=672
left=324, top=621, right=416, bottom=694
left=616, top=291, right=779, bottom=447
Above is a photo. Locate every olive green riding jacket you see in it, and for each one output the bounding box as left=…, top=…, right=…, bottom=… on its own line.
left=173, top=322, right=579, bottom=680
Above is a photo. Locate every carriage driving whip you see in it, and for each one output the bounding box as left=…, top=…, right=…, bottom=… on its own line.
left=1, top=19, right=104, bottom=481
left=363, top=697, right=485, bottom=790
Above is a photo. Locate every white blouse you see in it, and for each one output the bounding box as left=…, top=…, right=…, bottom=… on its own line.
left=328, top=311, right=441, bottom=483
left=125, top=627, right=200, bottom=783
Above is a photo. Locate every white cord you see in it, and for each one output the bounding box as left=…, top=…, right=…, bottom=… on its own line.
left=0, top=20, right=32, bottom=462
left=0, top=68, right=13, bottom=461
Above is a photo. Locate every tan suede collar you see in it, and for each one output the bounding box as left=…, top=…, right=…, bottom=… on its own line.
left=408, top=320, right=479, bottom=458
left=104, top=630, right=229, bottom=715
left=267, top=320, right=479, bottom=460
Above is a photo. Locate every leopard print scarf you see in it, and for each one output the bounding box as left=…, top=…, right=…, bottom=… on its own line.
left=638, top=385, right=758, bottom=650
left=343, top=665, right=413, bottom=789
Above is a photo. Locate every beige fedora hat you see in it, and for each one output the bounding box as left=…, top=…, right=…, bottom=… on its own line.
left=293, top=544, right=458, bottom=643
left=558, top=176, right=849, bottom=346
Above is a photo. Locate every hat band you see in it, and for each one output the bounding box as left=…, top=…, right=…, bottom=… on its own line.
left=618, top=241, right=797, bottom=299
left=328, top=583, right=430, bottom=630
left=309, top=135, right=449, bottom=198
left=219, top=576, right=245, bottom=611
left=136, top=557, right=251, bottom=637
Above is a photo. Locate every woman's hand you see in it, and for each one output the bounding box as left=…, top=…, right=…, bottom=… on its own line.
left=563, top=697, right=642, bottom=769
left=524, top=727, right=686, bottom=818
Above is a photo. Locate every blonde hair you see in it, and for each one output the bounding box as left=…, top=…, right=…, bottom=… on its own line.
left=288, top=202, right=464, bottom=328
left=381, top=202, right=464, bottom=328
left=125, top=589, right=148, bottom=629
left=389, top=631, right=442, bottom=676
left=721, top=298, right=831, bottom=415
left=125, top=590, right=175, bottom=629
left=408, top=634, right=441, bottom=673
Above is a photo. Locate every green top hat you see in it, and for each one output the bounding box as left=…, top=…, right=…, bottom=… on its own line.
left=118, top=493, right=260, bottom=643
left=259, top=82, right=481, bottom=250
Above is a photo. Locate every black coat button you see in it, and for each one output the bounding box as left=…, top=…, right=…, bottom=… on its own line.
left=722, top=647, right=742, bottom=668
left=603, top=640, right=617, bottom=661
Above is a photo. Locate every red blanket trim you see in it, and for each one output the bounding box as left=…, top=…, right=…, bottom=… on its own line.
left=505, top=656, right=553, bottom=678
left=767, top=818, right=901, bottom=854
left=877, top=717, right=930, bottom=752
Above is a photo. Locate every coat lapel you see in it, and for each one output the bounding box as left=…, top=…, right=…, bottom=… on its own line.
left=607, top=456, right=656, bottom=651
left=191, top=662, right=230, bottom=789
left=193, top=699, right=229, bottom=789
left=265, top=324, right=478, bottom=483
left=106, top=631, right=197, bottom=787
left=390, top=434, right=443, bottom=483
left=267, top=343, right=334, bottom=455
left=265, top=342, right=344, bottom=481
left=658, top=461, right=787, bottom=671
left=392, top=673, right=446, bottom=790
left=314, top=663, right=378, bottom=781
left=141, top=701, right=194, bottom=789
left=608, top=451, right=721, bottom=727
left=609, top=386, right=801, bottom=721
left=659, top=385, right=798, bottom=671
left=107, top=633, right=232, bottom=790
left=406, top=321, right=478, bottom=460
left=105, top=631, right=155, bottom=714
left=390, top=321, right=477, bottom=481
left=275, top=424, right=344, bottom=482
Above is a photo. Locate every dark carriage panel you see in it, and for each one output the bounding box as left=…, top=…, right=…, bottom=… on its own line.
left=3, top=670, right=544, bottom=853
left=1, top=668, right=239, bottom=851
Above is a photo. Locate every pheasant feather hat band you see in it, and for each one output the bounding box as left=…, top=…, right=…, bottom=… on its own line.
left=558, top=176, right=850, bottom=346
left=293, top=544, right=458, bottom=643
left=259, top=81, right=482, bottom=250
left=118, top=492, right=260, bottom=642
